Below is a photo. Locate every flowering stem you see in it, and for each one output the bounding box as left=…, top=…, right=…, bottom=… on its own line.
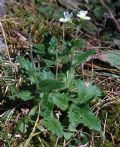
left=63, top=24, right=65, bottom=40
left=55, top=49, right=59, bottom=80
left=76, top=22, right=82, bottom=38
left=76, top=26, right=79, bottom=38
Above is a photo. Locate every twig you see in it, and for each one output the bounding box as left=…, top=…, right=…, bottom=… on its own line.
left=65, top=129, right=81, bottom=146
left=63, top=139, right=66, bottom=147
left=0, top=18, right=19, bottom=22
left=103, top=112, right=108, bottom=145
left=55, top=137, right=59, bottom=147
left=24, top=104, right=40, bottom=147
left=0, top=22, right=12, bottom=64
left=110, top=133, right=115, bottom=146
left=38, top=136, right=45, bottom=147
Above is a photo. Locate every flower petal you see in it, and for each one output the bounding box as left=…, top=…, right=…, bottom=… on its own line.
left=84, top=16, right=91, bottom=20
left=77, top=10, right=91, bottom=20
left=69, top=12, right=73, bottom=18
left=59, top=18, right=66, bottom=22
left=79, top=10, right=88, bottom=17
left=77, top=14, right=81, bottom=18
left=64, top=11, right=70, bottom=18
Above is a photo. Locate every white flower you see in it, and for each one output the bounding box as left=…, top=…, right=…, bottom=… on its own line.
left=77, top=10, right=91, bottom=20
left=85, top=81, right=91, bottom=87
left=59, top=11, right=73, bottom=23
left=84, top=0, right=89, bottom=3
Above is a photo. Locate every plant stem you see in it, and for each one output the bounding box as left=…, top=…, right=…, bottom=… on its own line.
left=91, top=57, right=94, bottom=82
left=24, top=104, right=40, bottom=147
left=29, top=34, right=35, bottom=69
left=55, top=137, right=59, bottom=147
left=63, top=24, right=65, bottom=40
left=76, top=26, right=79, bottom=39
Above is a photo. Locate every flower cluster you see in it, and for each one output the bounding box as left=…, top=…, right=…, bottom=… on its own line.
left=59, top=10, right=91, bottom=23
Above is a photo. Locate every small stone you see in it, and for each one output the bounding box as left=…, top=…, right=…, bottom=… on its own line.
left=0, top=0, right=5, bottom=17
left=0, top=36, right=6, bottom=52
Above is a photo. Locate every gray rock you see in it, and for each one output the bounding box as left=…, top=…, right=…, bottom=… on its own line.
left=57, top=0, right=81, bottom=10
left=0, top=36, right=6, bottom=52
left=0, top=0, right=5, bottom=17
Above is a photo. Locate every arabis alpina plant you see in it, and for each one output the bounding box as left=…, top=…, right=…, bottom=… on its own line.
left=59, top=11, right=73, bottom=23
left=77, top=10, right=91, bottom=20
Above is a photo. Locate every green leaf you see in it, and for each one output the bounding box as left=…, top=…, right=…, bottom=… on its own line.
left=99, top=50, right=120, bottom=70
left=41, top=101, right=54, bottom=117
left=15, top=117, right=29, bottom=134
left=64, top=70, right=75, bottom=88
left=40, top=93, right=54, bottom=117
left=76, top=80, right=101, bottom=104
left=10, top=84, right=17, bottom=95
left=71, top=39, right=86, bottom=49
left=44, top=59, right=55, bottom=66
left=28, top=70, right=55, bottom=83
left=28, top=105, right=38, bottom=116
left=64, top=132, right=73, bottom=140
left=68, top=104, right=101, bottom=131
left=16, top=91, right=33, bottom=101
left=50, top=93, right=69, bottom=111
left=27, top=70, right=40, bottom=83
left=58, top=41, right=71, bottom=57
left=73, top=50, right=96, bottom=66
left=17, top=56, right=33, bottom=71
left=48, top=37, right=58, bottom=55
left=38, top=79, right=63, bottom=92
left=19, top=122, right=28, bottom=134
left=40, top=70, right=54, bottom=80
left=32, top=44, right=45, bottom=55
left=43, top=115, right=63, bottom=137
